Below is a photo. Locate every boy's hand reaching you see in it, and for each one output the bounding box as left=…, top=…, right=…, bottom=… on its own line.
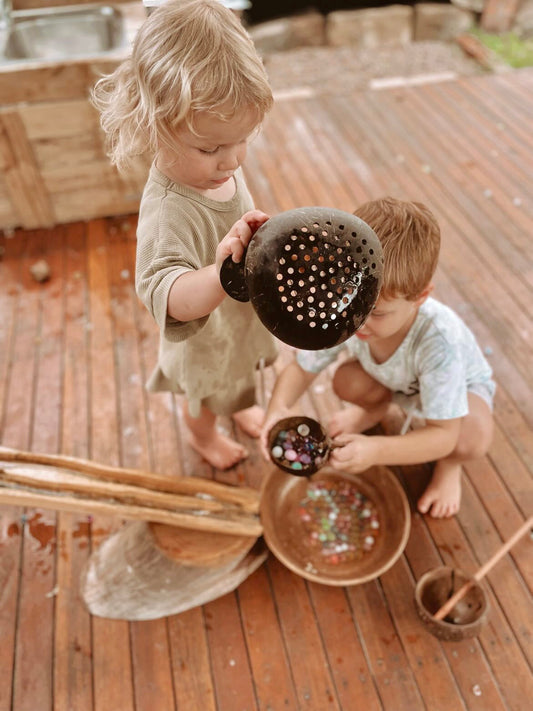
left=328, top=433, right=381, bottom=474
left=216, top=210, right=269, bottom=272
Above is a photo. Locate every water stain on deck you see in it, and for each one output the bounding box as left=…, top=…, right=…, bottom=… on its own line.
left=26, top=512, right=56, bottom=551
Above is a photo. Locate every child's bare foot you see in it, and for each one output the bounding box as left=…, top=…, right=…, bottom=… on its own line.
left=417, top=461, right=462, bottom=518
left=328, top=403, right=389, bottom=438
left=187, top=429, right=249, bottom=470
left=232, top=405, right=264, bottom=438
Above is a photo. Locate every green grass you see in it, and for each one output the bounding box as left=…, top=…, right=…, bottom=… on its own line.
left=470, top=28, right=533, bottom=68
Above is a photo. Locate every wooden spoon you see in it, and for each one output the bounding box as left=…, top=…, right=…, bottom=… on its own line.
left=433, top=515, right=533, bottom=621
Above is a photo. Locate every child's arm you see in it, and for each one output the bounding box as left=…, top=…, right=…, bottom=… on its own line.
left=260, top=360, right=318, bottom=457
left=167, top=210, right=269, bottom=322
left=329, top=417, right=460, bottom=474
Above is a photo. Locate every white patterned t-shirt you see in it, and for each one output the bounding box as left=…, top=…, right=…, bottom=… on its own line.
left=296, top=297, right=495, bottom=421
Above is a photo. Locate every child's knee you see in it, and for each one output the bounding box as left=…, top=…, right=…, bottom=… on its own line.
left=332, top=361, right=367, bottom=404
left=332, top=361, right=389, bottom=408
left=456, top=423, right=492, bottom=460
left=332, top=362, right=353, bottom=399
left=460, top=394, right=494, bottom=458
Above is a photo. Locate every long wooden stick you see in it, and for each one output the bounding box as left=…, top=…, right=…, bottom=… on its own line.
left=0, top=446, right=263, bottom=537
left=433, top=516, right=533, bottom=621
left=0, top=462, right=262, bottom=537
left=0, top=463, right=246, bottom=515
left=0, top=446, right=259, bottom=512
left=0, top=486, right=261, bottom=536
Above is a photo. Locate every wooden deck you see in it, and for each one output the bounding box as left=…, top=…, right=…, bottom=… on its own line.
left=1, top=67, right=533, bottom=711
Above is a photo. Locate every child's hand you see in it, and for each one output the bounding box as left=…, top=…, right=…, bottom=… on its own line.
left=328, top=433, right=380, bottom=474
left=259, top=407, right=292, bottom=461
left=216, top=210, right=269, bottom=272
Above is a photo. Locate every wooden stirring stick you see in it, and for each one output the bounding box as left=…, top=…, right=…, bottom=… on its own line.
left=433, top=516, right=533, bottom=621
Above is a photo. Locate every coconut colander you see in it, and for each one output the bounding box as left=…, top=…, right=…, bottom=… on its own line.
left=220, top=207, right=383, bottom=350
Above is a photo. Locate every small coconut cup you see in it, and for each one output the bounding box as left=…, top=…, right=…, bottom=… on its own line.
left=267, top=415, right=331, bottom=476
left=414, top=566, right=489, bottom=641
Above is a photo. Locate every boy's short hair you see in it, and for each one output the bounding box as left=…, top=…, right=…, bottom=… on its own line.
left=92, top=0, right=273, bottom=169
left=354, top=197, right=440, bottom=300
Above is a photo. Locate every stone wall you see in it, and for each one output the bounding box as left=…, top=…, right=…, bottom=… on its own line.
left=248, top=2, right=478, bottom=54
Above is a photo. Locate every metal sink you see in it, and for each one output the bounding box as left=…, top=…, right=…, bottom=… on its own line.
left=3, top=4, right=128, bottom=62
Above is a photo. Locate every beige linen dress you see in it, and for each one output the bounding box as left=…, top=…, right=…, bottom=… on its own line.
left=136, top=164, right=278, bottom=417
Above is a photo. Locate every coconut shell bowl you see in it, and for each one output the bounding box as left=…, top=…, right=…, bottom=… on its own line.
left=414, top=567, right=489, bottom=641
left=259, top=465, right=410, bottom=586
left=413, top=516, right=531, bottom=641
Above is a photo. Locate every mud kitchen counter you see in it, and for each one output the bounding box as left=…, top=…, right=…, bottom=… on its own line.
left=0, top=2, right=149, bottom=230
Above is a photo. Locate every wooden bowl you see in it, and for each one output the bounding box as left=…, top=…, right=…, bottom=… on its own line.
left=149, top=522, right=257, bottom=568
left=414, top=566, right=489, bottom=641
left=259, top=465, right=410, bottom=586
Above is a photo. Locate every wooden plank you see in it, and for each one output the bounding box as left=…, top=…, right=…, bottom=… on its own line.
left=238, top=565, right=300, bottom=709
left=405, top=81, right=532, bottom=288
left=0, top=227, right=27, bottom=711
left=0, top=231, right=38, bottom=445
left=0, top=111, right=55, bottom=228
left=86, top=218, right=135, bottom=711
left=266, top=556, right=343, bottom=710
left=12, top=508, right=56, bottom=711
left=0, top=181, right=18, bottom=227
left=54, top=220, right=93, bottom=711
left=465, top=452, right=533, bottom=583
left=103, top=218, right=151, bottom=473
left=204, top=592, right=259, bottom=711
left=0, top=62, right=115, bottom=106
left=356, top=88, right=532, bottom=337
left=431, top=271, right=533, bottom=515
left=0, top=506, right=22, bottom=711
left=8, top=229, right=55, bottom=711
left=434, top=490, right=533, bottom=711
left=17, top=225, right=64, bottom=711
left=308, top=583, right=383, bottom=710
left=130, top=619, right=176, bottom=711
left=54, top=512, right=94, bottom=711
left=345, top=580, right=424, bottom=710
left=382, top=85, right=532, bottom=354
left=167, top=607, right=217, bottom=710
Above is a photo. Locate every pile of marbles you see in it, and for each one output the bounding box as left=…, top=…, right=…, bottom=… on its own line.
left=298, top=478, right=380, bottom=565
left=269, top=420, right=329, bottom=474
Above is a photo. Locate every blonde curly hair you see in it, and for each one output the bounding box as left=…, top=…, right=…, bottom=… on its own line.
left=354, top=197, right=441, bottom=300
left=92, top=0, right=273, bottom=170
